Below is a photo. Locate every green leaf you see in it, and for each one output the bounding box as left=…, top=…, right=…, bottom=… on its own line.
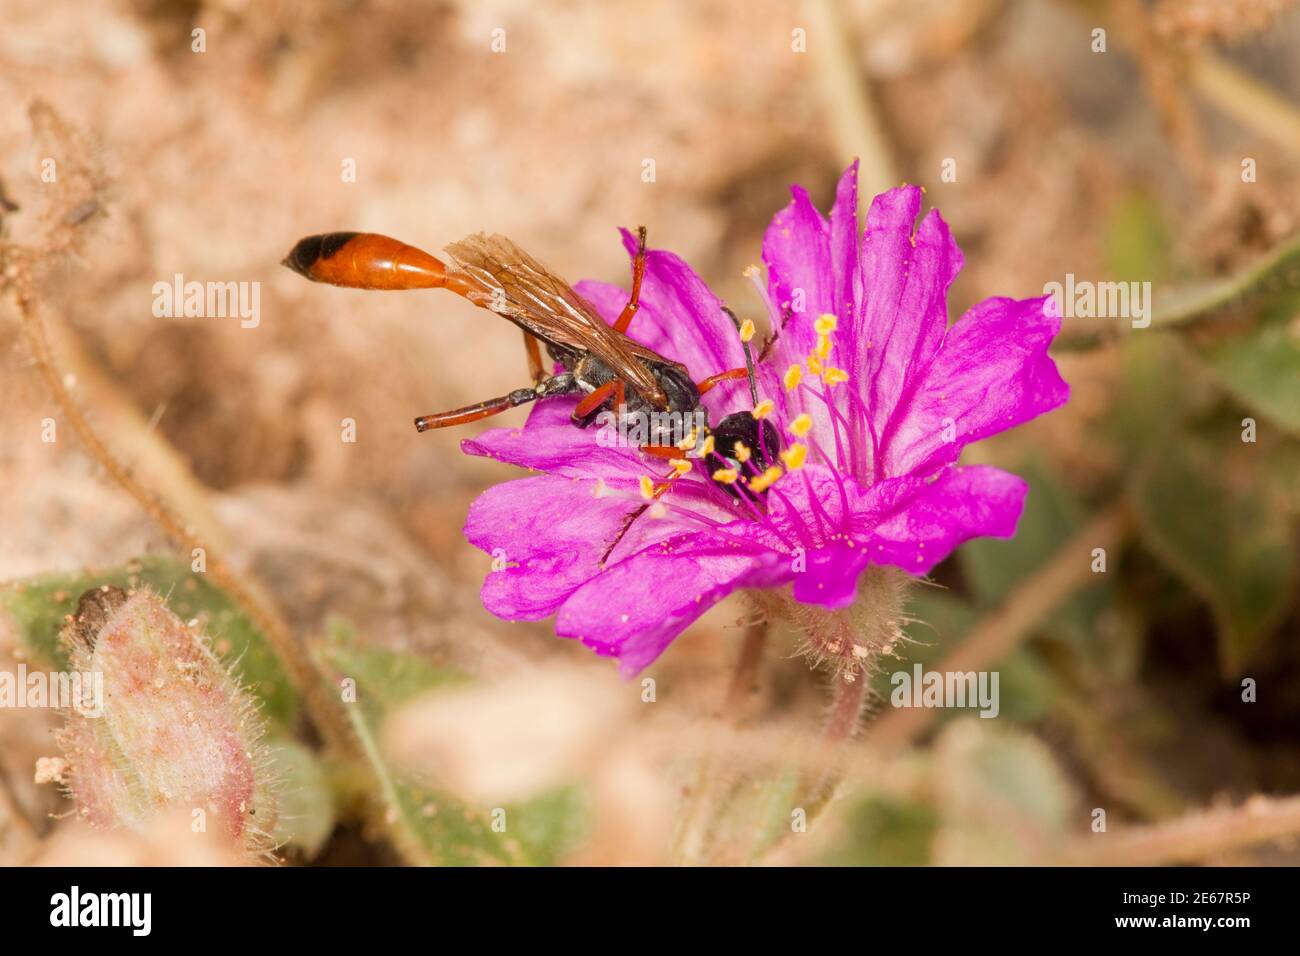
left=1129, top=438, right=1296, bottom=674
left=1203, top=314, right=1300, bottom=435
left=875, top=588, right=1058, bottom=724
left=1152, top=236, right=1300, bottom=328
left=933, top=720, right=1076, bottom=865
left=685, top=767, right=800, bottom=865
left=313, top=621, right=586, bottom=866
left=1104, top=191, right=1172, bottom=285
left=0, top=555, right=297, bottom=728
left=267, top=738, right=336, bottom=859
left=819, top=794, right=937, bottom=866
left=959, top=461, right=1083, bottom=606
left=1110, top=334, right=1214, bottom=455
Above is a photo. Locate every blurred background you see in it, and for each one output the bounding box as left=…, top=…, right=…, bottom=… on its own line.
left=0, top=0, right=1298, bottom=866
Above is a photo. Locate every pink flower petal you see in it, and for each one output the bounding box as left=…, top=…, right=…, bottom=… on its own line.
left=854, top=187, right=964, bottom=480
left=555, top=546, right=786, bottom=677
left=761, top=163, right=862, bottom=437
left=462, top=398, right=647, bottom=485
left=881, top=295, right=1070, bottom=476
left=791, top=540, right=874, bottom=608
left=465, top=475, right=650, bottom=618
left=855, top=465, right=1028, bottom=575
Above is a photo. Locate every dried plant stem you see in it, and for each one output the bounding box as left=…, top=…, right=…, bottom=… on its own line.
left=1188, top=51, right=1300, bottom=160
left=1075, top=0, right=1300, bottom=163
left=719, top=618, right=769, bottom=721
left=0, top=773, right=38, bottom=847
left=8, top=282, right=355, bottom=760
left=805, top=0, right=896, bottom=197
left=1047, top=794, right=1300, bottom=866
left=336, top=692, right=436, bottom=867
left=869, top=503, right=1129, bottom=749
left=1111, top=0, right=1212, bottom=188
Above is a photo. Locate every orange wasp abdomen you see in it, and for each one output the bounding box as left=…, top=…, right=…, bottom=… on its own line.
left=282, top=232, right=466, bottom=291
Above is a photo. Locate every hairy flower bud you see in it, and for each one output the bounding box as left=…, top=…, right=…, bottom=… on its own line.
left=53, top=587, right=275, bottom=852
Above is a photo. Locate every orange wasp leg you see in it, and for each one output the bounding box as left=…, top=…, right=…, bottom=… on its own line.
left=600, top=471, right=674, bottom=567
left=414, top=388, right=539, bottom=432
left=697, top=367, right=751, bottom=395
left=573, top=378, right=627, bottom=420
left=523, top=330, right=546, bottom=385
left=639, top=443, right=685, bottom=460
left=611, top=226, right=648, bottom=335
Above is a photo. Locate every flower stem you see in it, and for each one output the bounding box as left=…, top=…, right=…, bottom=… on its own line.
left=823, top=674, right=868, bottom=743
left=7, top=259, right=356, bottom=762
left=719, top=619, right=769, bottom=722
left=1047, top=794, right=1300, bottom=866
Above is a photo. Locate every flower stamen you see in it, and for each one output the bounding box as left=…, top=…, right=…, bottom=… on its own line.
left=780, top=443, right=808, bottom=470
left=745, top=465, right=783, bottom=494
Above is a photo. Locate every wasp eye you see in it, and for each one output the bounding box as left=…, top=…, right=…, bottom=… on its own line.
left=712, top=412, right=781, bottom=468
left=707, top=412, right=783, bottom=500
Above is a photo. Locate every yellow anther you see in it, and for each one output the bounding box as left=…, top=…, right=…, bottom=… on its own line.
left=780, top=443, right=808, bottom=471
left=815, top=334, right=832, bottom=360
left=738, top=319, right=756, bottom=343
left=676, top=428, right=698, bottom=451
left=784, top=364, right=803, bottom=391
left=639, top=475, right=656, bottom=500
left=814, top=313, right=838, bottom=335
left=742, top=264, right=761, bottom=278
left=698, top=434, right=715, bottom=457
left=752, top=399, right=775, bottom=419
left=746, top=465, right=784, bottom=493
left=823, top=366, right=849, bottom=386
left=712, top=468, right=739, bottom=484
left=789, top=413, right=813, bottom=438
left=806, top=353, right=824, bottom=377
left=670, top=458, right=692, bottom=477
left=734, top=442, right=751, bottom=464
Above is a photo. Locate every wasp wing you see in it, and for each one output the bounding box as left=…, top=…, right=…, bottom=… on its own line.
left=443, top=233, right=668, bottom=405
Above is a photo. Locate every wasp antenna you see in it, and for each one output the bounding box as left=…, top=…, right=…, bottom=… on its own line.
left=722, top=305, right=760, bottom=406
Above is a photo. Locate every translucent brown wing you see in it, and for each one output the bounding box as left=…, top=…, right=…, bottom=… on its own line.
left=443, top=233, right=668, bottom=404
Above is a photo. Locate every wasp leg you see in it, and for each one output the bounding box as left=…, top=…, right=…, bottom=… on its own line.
left=415, top=387, right=540, bottom=432
left=612, top=226, right=648, bottom=335
left=639, top=443, right=684, bottom=460
left=572, top=377, right=626, bottom=420
left=415, top=373, right=579, bottom=432
left=600, top=475, right=673, bottom=566
left=523, top=330, right=546, bottom=385
left=697, top=367, right=751, bottom=395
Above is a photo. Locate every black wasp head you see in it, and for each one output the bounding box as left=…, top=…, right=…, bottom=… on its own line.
left=707, top=410, right=782, bottom=499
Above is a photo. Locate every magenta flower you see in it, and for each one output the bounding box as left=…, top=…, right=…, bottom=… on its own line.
left=462, top=162, right=1068, bottom=676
